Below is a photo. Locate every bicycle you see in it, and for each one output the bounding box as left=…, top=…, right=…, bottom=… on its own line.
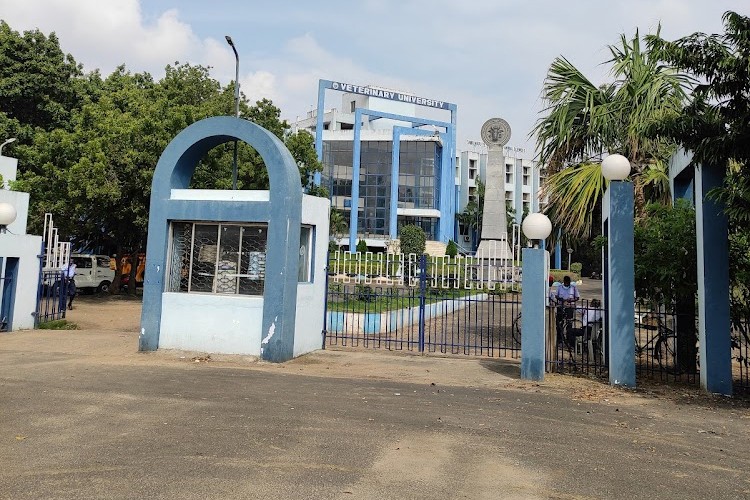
left=635, top=313, right=691, bottom=374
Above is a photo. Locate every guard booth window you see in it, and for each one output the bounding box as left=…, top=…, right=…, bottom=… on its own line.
left=167, top=222, right=314, bottom=294
left=167, top=222, right=268, bottom=295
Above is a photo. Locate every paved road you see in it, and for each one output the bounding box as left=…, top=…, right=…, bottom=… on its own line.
left=1, top=326, right=749, bottom=499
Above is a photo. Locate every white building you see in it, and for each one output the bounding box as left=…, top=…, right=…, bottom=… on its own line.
left=0, top=153, right=43, bottom=331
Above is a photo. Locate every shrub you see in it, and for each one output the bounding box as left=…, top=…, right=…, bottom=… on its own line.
left=570, top=262, right=583, bottom=274
left=445, top=240, right=458, bottom=257
left=356, top=239, right=368, bottom=253
left=399, top=225, right=426, bottom=256
left=328, top=240, right=339, bottom=254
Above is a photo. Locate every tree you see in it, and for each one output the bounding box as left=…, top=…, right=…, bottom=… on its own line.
left=456, top=178, right=485, bottom=245
left=533, top=29, right=689, bottom=237
left=634, top=200, right=698, bottom=372
left=329, top=208, right=348, bottom=242
left=356, top=239, right=368, bottom=253
left=0, top=21, right=86, bottom=133
left=445, top=240, right=458, bottom=257
left=399, top=225, right=426, bottom=256
left=648, top=12, right=750, bottom=338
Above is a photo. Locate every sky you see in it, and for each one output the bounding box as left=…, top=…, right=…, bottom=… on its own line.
left=0, top=0, right=742, bottom=154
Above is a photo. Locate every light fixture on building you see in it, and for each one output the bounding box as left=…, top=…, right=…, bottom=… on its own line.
left=601, top=154, right=631, bottom=181
left=0, top=137, right=16, bottom=156
left=0, top=201, right=17, bottom=233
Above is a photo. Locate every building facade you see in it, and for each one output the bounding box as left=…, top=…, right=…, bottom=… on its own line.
left=294, top=80, right=456, bottom=251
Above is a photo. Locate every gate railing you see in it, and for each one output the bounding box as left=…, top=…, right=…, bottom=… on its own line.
left=327, top=249, right=520, bottom=292
left=324, top=254, right=522, bottom=357
left=35, top=269, right=68, bottom=326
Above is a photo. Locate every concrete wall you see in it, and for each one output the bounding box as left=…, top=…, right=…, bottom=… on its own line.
left=0, top=187, right=40, bottom=331
left=293, top=194, right=330, bottom=357
left=159, top=293, right=264, bottom=355
left=156, top=194, right=329, bottom=358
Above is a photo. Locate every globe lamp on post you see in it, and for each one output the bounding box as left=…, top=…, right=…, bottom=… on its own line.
left=0, top=201, right=17, bottom=233
left=520, top=211, right=552, bottom=382
left=601, top=154, right=631, bottom=181
left=601, top=152, right=636, bottom=388
left=522, top=212, right=552, bottom=248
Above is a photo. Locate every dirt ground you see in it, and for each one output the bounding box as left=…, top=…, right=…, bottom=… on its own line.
left=3, top=293, right=750, bottom=499
left=62, top=293, right=747, bottom=410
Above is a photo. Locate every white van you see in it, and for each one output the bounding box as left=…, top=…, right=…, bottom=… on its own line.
left=70, top=254, right=116, bottom=293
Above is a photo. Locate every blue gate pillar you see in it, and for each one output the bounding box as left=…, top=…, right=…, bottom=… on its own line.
left=695, top=164, right=732, bottom=394
left=521, top=247, right=547, bottom=381
left=603, top=181, right=635, bottom=387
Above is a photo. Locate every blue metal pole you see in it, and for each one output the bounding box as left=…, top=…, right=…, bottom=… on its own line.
left=521, top=246, right=546, bottom=381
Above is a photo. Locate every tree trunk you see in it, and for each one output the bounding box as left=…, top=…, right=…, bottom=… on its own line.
left=110, top=246, right=123, bottom=294
left=128, top=253, right=138, bottom=296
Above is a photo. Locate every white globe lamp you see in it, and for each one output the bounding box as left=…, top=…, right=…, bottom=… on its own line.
left=601, top=154, right=631, bottom=181
left=522, top=212, right=552, bottom=247
left=0, top=202, right=17, bottom=232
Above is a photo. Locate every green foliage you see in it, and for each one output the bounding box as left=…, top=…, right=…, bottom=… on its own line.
left=328, top=240, right=339, bottom=254
left=534, top=29, right=688, bottom=237
left=648, top=12, right=750, bottom=169
left=329, top=208, right=348, bottom=241
left=456, top=178, right=484, bottom=236
left=445, top=240, right=458, bottom=257
left=399, top=225, right=426, bottom=256
left=39, top=319, right=78, bottom=330
left=0, top=20, right=321, bottom=257
left=570, top=262, right=583, bottom=274
left=355, top=284, right=375, bottom=302
left=633, top=200, right=697, bottom=305
left=356, top=239, right=368, bottom=253
left=648, top=12, right=750, bottom=325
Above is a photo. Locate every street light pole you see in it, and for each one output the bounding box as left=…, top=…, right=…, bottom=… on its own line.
left=0, top=137, right=17, bottom=157
left=225, top=36, right=240, bottom=190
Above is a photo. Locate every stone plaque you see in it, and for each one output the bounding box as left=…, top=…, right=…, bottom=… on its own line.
left=481, top=118, right=512, bottom=147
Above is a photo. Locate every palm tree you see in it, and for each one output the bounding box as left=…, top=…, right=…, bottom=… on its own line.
left=533, top=29, right=690, bottom=237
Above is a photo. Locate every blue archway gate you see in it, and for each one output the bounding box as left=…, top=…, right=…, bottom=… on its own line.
left=139, top=116, right=303, bottom=362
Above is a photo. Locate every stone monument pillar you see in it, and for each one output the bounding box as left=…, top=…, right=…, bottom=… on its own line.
left=477, top=118, right=512, bottom=261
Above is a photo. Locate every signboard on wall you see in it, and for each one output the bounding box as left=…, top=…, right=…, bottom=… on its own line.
left=327, top=80, right=453, bottom=110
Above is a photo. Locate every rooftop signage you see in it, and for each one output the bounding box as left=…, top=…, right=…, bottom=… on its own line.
left=328, top=80, right=453, bottom=110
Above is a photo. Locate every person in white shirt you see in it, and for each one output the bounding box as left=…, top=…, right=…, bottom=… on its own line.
left=63, top=262, right=77, bottom=310
left=567, top=298, right=603, bottom=345
left=550, top=276, right=580, bottom=344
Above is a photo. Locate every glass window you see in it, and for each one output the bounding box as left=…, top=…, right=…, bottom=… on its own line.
left=167, top=222, right=269, bottom=296
left=298, top=226, right=313, bottom=282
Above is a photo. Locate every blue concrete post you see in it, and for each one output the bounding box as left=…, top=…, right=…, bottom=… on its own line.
left=389, top=131, right=401, bottom=239
left=695, top=164, right=733, bottom=395
left=603, top=181, right=635, bottom=387
left=521, top=247, right=546, bottom=381
left=349, top=110, right=363, bottom=252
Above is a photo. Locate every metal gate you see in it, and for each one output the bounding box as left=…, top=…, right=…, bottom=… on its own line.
left=36, top=269, right=68, bottom=326
left=323, top=253, right=522, bottom=358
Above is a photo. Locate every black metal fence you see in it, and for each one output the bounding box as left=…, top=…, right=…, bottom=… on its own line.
left=732, top=320, right=750, bottom=392
left=324, top=255, right=522, bottom=357
left=36, top=269, right=68, bottom=326
left=546, top=299, right=607, bottom=378
left=324, top=255, right=749, bottom=392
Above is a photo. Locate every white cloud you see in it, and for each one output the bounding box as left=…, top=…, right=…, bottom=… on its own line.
left=0, top=0, right=741, bottom=152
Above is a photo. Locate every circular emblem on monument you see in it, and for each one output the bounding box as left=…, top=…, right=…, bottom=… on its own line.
left=481, top=118, right=512, bottom=147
